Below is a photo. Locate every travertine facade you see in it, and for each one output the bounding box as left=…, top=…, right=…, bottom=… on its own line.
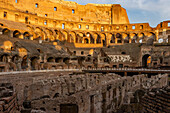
left=0, top=0, right=169, bottom=47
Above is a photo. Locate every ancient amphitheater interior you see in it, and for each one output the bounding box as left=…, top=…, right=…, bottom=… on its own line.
left=0, top=0, right=169, bottom=113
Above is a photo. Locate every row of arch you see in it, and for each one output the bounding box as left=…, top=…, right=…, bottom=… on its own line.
left=0, top=53, right=71, bottom=71
left=2, top=28, right=31, bottom=39
left=0, top=25, right=163, bottom=45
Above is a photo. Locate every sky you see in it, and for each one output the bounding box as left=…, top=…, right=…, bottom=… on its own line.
left=65, top=0, right=170, bottom=27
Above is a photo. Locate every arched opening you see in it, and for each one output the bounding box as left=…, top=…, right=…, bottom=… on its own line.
left=90, top=37, right=94, bottom=44
left=31, top=57, right=38, bottom=70
left=96, top=35, right=101, bottom=44
left=102, top=39, right=106, bottom=47
left=121, top=52, right=126, bottom=55
left=142, top=54, right=151, bottom=68
left=12, top=55, right=19, bottom=63
left=0, top=23, right=4, bottom=26
left=55, top=57, right=62, bottom=63
left=23, top=32, right=30, bottom=39
left=110, top=34, right=115, bottom=43
left=25, top=17, right=28, bottom=24
left=21, top=56, right=27, bottom=69
left=116, top=33, right=122, bottom=43
left=2, top=28, right=10, bottom=36
left=13, top=30, right=21, bottom=38
left=138, top=33, right=145, bottom=43
left=0, top=54, right=9, bottom=62
left=84, top=38, right=89, bottom=44
left=124, top=36, right=130, bottom=43
left=47, top=57, right=55, bottom=62
left=131, top=34, right=138, bottom=43
left=147, top=32, right=156, bottom=45
left=63, top=58, right=69, bottom=64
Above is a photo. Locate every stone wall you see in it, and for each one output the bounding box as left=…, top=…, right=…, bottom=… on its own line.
left=0, top=72, right=168, bottom=113
left=141, top=87, right=170, bottom=113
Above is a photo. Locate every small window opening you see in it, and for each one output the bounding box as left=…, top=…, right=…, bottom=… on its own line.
left=168, top=23, right=170, bottom=27
left=81, top=51, right=84, bottom=55
left=116, top=26, right=119, bottom=30
left=62, top=23, right=65, bottom=29
left=121, top=52, right=126, bottom=54
left=4, top=12, right=7, bottom=18
left=78, top=24, right=81, bottom=29
left=44, top=20, right=47, bottom=25
left=81, top=18, right=83, bottom=21
left=73, top=51, right=76, bottom=54
left=45, top=14, right=47, bottom=17
left=25, top=17, right=28, bottom=24
left=54, top=7, right=57, bottom=11
left=15, top=0, right=18, bottom=3
left=72, top=9, right=75, bottom=14
left=124, top=26, right=127, bottom=30
left=35, top=3, right=38, bottom=8
left=101, top=26, right=104, bottom=32
left=86, top=25, right=89, bottom=29
left=26, top=10, right=28, bottom=13
left=132, top=25, right=135, bottom=29
left=140, top=25, right=143, bottom=29
left=160, top=22, right=163, bottom=28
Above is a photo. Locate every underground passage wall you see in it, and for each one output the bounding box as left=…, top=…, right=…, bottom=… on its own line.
left=0, top=72, right=168, bottom=113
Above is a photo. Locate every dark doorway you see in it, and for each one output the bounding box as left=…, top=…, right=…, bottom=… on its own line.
left=31, top=57, right=38, bottom=70
left=25, top=17, right=28, bottom=24
left=60, top=104, right=78, bottom=113
left=119, top=64, right=123, bottom=68
left=102, top=40, right=106, bottom=47
left=142, top=54, right=151, bottom=68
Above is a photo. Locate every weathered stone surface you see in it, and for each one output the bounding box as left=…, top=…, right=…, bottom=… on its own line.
left=0, top=71, right=168, bottom=113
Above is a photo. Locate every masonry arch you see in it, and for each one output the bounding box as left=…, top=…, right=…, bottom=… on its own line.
left=45, top=28, right=54, bottom=41
left=13, top=30, right=21, bottom=38
left=147, top=32, right=156, bottom=45
left=130, top=33, right=138, bottom=43
left=12, top=55, right=19, bottom=63
left=31, top=56, right=39, bottom=70
left=108, top=33, right=115, bottom=43
left=54, top=30, right=60, bottom=41
left=84, top=38, right=89, bottom=44
left=142, top=54, right=151, bottom=68
left=69, top=31, right=77, bottom=43
left=59, top=30, right=68, bottom=41
left=34, top=27, right=44, bottom=40
left=86, top=32, right=94, bottom=44
left=76, top=32, right=84, bottom=43
left=47, top=57, right=55, bottom=62
left=122, top=33, right=130, bottom=43
left=138, top=33, right=145, bottom=43
left=94, top=33, right=101, bottom=44
left=100, top=33, right=106, bottom=46
left=2, top=28, right=10, bottom=36
left=0, top=54, right=9, bottom=62
left=23, top=32, right=30, bottom=40
left=21, top=55, right=27, bottom=69
left=116, top=33, right=122, bottom=43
